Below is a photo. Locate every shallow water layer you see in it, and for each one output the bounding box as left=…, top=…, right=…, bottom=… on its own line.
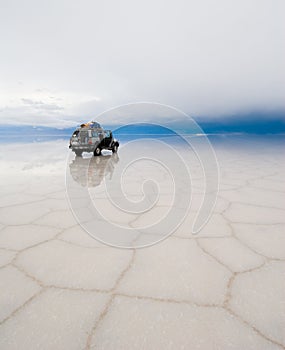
left=0, top=135, right=284, bottom=349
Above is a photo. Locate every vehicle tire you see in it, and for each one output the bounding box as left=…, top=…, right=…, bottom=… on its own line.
left=75, top=150, right=83, bottom=157
left=112, top=144, right=118, bottom=153
left=94, top=147, right=101, bottom=156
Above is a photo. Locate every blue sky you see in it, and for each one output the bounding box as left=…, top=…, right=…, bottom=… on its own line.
left=0, top=0, right=284, bottom=130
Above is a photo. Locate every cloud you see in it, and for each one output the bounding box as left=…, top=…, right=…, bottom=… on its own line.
left=0, top=0, right=284, bottom=127
left=21, top=98, right=63, bottom=111
left=21, top=98, right=38, bottom=105
left=0, top=95, right=76, bottom=127
left=0, top=105, right=76, bottom=127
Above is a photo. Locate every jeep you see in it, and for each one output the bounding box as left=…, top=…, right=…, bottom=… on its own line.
left=69, top=122, right=119, bottom=156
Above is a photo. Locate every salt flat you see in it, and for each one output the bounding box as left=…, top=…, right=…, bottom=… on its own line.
left=0, top=136, right=284, bottom=349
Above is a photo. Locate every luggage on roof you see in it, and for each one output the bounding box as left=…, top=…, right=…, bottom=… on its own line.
left=80, top=121, right=101, bottom=129
left=89, top=121, right=101, bottom=128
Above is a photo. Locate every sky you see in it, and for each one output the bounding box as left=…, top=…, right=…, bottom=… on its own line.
left=0, top=0, right=284, bottom=127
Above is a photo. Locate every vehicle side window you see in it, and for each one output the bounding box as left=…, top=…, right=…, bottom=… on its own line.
left=92, top=131, right=98, bottom=137
left=105, top=131, right=110, bottom=138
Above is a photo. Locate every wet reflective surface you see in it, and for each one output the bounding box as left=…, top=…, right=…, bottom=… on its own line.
left=69, top=153, right=120, bottom=188
left=0, top=136, right=284, bottom=349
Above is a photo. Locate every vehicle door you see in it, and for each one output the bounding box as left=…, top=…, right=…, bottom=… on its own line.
left=102, top=130, right=112, bottom=147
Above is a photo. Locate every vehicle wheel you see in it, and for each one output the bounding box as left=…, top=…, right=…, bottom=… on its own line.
left=112, top=144, right=118, bottom=153
left=94, top=147, right=101, bottom=156
left=75, top=150, right=82, bottom=157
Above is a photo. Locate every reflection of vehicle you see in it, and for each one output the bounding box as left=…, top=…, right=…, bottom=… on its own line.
left=69, top=153, right=119, bottom=187
left=69, top=121, right=119, bottom=157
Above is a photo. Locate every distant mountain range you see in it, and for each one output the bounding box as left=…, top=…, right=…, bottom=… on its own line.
left=0, top=112, right=284, bottom=143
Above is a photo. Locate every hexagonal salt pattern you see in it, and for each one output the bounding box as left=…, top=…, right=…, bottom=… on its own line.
left=0, top=249, right=16, bottom=268
left=0, top=202, right=51, bottom=226
left=0, top=288, right=109, bottom=350
left=228, top=261, right=285, bottom=347
left=197, top=237, right=265, bottom=272
left=58, top=225, right=105, bottom=248
left=0, top=266, right=41, bottom=322
left=117, top=237, right=231, bottom=305
left=15, top=239, right=133, bottom=290
left=0, top=225, right=61, bottom=250
left=90, top=296, right=281, bottom=350
left=232, top=223, right=285, bottom=260
left=0, top=138, right=284, bottom=350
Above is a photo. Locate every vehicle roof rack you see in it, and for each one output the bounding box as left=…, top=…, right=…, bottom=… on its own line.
left=80, top=121, right=101, bottom=129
